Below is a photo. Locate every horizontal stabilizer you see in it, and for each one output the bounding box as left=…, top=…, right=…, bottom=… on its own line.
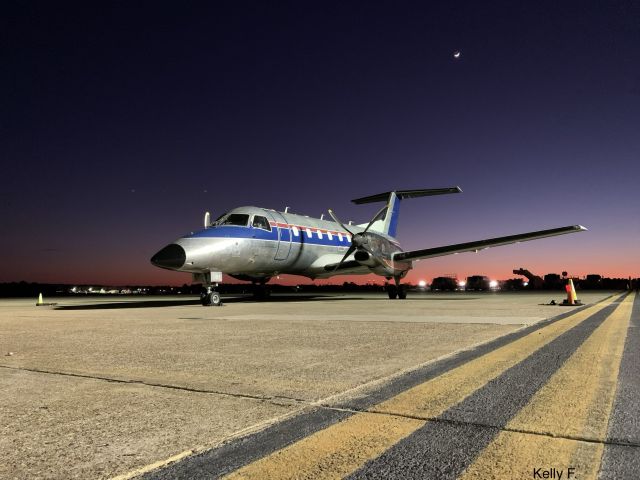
left=393, top=225, right=587, bottom=262
left=351, top=187, right=462, bottom=205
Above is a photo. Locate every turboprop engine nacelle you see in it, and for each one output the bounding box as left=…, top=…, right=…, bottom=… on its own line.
left=354, top=250, right=378, bottom=267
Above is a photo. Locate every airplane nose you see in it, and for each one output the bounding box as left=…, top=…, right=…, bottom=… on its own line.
left=150, top=244, right=186, bottom=269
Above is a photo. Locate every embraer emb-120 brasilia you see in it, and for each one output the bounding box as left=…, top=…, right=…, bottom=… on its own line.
left=151, top=187, right=586, bottom=305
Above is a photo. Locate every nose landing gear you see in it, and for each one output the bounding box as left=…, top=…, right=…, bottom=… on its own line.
left=196, top=272, right=223, bottom=306
left=201, top=286, right=222, bottom=306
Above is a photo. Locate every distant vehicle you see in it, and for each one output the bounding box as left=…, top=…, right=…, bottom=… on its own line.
left=544, top=273, right=563, bottom=289
left=151, top=186, right=586, bottom=305
left=513, top=268, right=544, bottom=289
left=465, top=275, right=491, bottom=291
left=430, top=277, right=458, bottom=291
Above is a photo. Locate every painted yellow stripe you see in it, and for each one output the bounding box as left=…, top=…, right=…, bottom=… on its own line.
left=372, top=296, right=618, bottom=419
left=224, top=297, right=618, bottom=480
left=460, top=293, right=633, bottom=480
left=225, top=412, right=424, bottom=480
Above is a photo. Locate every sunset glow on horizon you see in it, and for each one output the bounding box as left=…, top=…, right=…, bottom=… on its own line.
left=3, top=2, right=638, bottom=287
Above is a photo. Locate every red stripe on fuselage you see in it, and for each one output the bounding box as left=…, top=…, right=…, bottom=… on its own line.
left=268, top=222, right=349, bottom=237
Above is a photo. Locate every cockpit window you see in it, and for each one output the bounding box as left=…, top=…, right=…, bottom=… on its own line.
left=219, top=213, right=249, bottom=227
left=252, top=215, right=272, bottom=231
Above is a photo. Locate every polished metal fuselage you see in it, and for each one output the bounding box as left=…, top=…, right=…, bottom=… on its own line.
left=167, top=206, right=411, bottom=281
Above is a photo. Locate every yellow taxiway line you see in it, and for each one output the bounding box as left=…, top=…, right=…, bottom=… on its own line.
left=459, top=293, right=634, bottom=480
left=224, top=296, right=624, bottom=479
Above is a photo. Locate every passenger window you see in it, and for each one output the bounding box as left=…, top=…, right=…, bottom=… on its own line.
left=252, top=215, right=272, bottom=231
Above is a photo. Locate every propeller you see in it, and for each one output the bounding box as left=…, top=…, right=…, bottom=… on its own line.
left=327, top=204, right=388, bottom=271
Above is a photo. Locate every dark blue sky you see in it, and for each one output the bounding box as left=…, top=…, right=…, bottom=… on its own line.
left=3, top=1, right=639, bottom=285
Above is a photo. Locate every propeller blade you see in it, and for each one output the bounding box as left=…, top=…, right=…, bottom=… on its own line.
left=333, top=245, right=356, bottom=271
left=328, top=209, right=354, bottom=236
left=362, top=204, right=388, bottom=234
left=328, top=203, right=387, bottom=271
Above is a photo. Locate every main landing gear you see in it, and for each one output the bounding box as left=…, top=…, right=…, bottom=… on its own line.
left=386, top=277, right=407, bottom=300
left=252, top=280, right=271, bottom=301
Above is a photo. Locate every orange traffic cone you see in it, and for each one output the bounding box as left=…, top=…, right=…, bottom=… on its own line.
left=35, top=292, right=56, bottom=307
left=564, top=279, right=579, bottom=305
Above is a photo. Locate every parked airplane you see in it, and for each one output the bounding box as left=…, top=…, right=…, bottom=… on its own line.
left=151, top=187, right=586, bottom=305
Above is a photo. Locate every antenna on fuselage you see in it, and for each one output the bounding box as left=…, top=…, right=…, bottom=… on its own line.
left=320, top=214, right=324, bottom=220
left=204, top=211, right=211, bottom=229
left=284, top=207, right=290, bottom=213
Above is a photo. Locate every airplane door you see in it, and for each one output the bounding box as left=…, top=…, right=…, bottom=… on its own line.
left=269, top=211, right=292, bottom=260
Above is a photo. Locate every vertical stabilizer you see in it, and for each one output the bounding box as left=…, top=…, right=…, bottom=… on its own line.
left=383, top=191, right=401, bottom=237
left=352, top=187, right=462, bottom=238
left=354, top=192, right=400, bottom=237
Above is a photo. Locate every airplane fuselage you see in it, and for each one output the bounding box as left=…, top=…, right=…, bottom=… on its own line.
left=152, top=205, right=410, bottom=282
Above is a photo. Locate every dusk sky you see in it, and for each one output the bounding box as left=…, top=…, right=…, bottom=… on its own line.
left=3, top=1, right=639, bottom=286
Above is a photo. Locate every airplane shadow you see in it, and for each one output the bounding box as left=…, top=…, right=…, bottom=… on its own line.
left=403, top=296, right=480, bottom=301
left=53, top=295, right=349, bottom=310
left=53, top=293, right=484, bottom=310
left=55, top=299, right=202, bottom=310
left=224, top=295, right=352, bottom=303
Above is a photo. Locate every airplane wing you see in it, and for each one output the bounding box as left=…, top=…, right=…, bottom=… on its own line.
left=393, top=225, right=587, bottom=262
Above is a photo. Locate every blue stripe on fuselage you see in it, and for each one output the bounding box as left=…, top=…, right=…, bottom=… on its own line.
left=186, top=226, right=279, bottom=241
left=185, top=225, right=364, bottom=248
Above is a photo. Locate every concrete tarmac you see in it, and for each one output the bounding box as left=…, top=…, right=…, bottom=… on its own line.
left=0, top=291, right=628, bottom=479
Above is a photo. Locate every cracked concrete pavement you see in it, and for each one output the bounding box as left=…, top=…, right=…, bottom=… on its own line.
left=0, top=291, right=614, bottom=478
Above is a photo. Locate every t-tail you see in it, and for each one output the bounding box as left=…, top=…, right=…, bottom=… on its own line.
left=353, top=187, right=462, bottom=237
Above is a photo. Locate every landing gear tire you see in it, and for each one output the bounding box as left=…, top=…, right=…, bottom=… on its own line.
left=201, top=290, right=222, bottom=306
left=253, top=285, right=271, bottom=301
left=397, top=286, right=407, bottom=300
left=387, top=278, right=407, bottom=300
left=209, top=291, right=222, bottom=306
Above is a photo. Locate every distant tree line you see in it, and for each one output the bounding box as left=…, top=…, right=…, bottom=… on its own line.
left=0, top=277, right=637, bottom=297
